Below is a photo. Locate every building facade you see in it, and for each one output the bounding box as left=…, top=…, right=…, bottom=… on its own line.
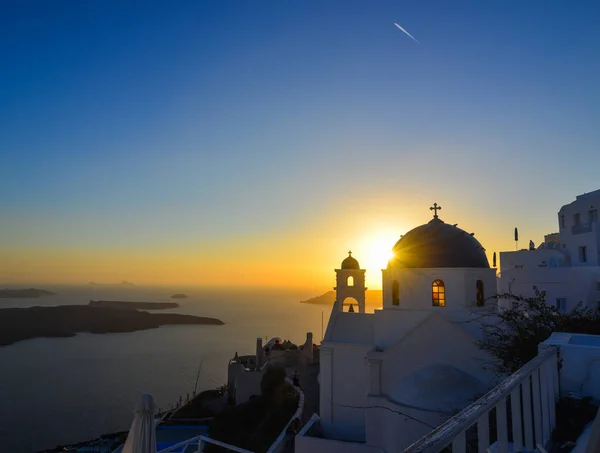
left=499, top=189, right=600, bottom=312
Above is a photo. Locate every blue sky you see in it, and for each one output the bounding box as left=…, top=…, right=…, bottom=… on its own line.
left=1, top=1, right=600, bottom=285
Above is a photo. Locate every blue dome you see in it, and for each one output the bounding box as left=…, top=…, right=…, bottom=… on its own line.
left=389, top=218, right=489, bottom=269
left=341, top=252, right=360, bottom=269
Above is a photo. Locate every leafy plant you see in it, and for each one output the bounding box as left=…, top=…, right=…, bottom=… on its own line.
left=473, top=288, right=600, bottom=374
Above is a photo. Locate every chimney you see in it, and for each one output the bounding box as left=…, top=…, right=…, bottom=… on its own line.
left=255, top=337, right=263, bottom=370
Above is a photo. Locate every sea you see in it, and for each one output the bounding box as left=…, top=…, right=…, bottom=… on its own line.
left=0, top=285, right=331, bottom=453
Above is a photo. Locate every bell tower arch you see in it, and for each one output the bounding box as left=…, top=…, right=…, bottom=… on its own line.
left=335, top=251, right=367, bottom=313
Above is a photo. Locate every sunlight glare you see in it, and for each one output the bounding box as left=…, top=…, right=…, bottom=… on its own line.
left=359, top=229, right=402, bottom=287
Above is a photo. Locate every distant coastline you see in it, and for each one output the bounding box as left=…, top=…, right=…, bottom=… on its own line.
left=89, top=300, right=179, bottom=310
left=0, top=288, right=56, bottom=298
left=170, top=293, right=188, bottom=299
left=87, top=281, right=136, bottom=287
left=0, top=305, right=224, bottom=347
left=300, top=290, right=382, bottom=305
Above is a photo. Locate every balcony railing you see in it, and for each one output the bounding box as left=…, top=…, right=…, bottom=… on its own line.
left=265, top=377, right=306, bottom=453
left=572, top=223, right=592, bottom=234
left=402, top=346, right=558, bottom=453
left=157, top=435, right=253, bottom=453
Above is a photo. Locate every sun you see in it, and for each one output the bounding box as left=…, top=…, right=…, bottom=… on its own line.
left=360, top=230, right=399, bottom=281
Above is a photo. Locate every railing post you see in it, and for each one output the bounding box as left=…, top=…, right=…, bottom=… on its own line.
left=532, top=368, right=543, bottom=447
left=477, top=413, right=489, bottom=453
left=545, top=356, right=556, bottom=429
left=496, top=398, right=509, bottom=453
left=451, top=430, right=466, bottom=453
left=510, top=386, right=523, bottom=453
left=197, top=438, right=204, bottom=452
left=552, top=350, right=559, bottom=398
left=540, top=361, right=551, bottom=446
left=522, top=374, right=534, bottom=451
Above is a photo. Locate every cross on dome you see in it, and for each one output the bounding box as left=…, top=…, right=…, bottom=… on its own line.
left=348, top=250, right=352, bottom=256
left=430, top=203, right=442, bottom=219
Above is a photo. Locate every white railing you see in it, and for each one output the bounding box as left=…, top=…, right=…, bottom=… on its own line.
left=265, top=377, right=306, bottom=453
left=157, top=434, right=254, bottom=453
left=402, top=346, right=559, bottom=453
left=297, top=413, right=321, bottom=437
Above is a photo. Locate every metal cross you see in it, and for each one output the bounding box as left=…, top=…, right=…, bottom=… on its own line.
left=348, top=250, right=352, bottom=256
left=430, top=203, right=442, bottom=219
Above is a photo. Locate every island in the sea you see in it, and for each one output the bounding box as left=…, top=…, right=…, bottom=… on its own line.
left=0, top=305, right=224, bottom=347
left=87, top=281, right=136, bottom=287
left=89, top=300, right=179, bottom=310
left=170, top=293, right=188, bottom=299
left=0, top=288, right=56, bottom=298
left=300, top=289, right=382, bottom=306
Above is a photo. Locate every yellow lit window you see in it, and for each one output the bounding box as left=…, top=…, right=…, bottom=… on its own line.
left=432, top=280, right=445, bottom=307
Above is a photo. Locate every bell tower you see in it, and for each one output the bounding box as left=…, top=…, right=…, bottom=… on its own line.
left=335, top=251, right=367, bottom=313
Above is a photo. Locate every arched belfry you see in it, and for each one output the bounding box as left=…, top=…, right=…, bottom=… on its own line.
left=335, top=251, right=367, bottom=313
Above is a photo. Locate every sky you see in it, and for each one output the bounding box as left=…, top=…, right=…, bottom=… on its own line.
left=1, top=1, right=599, bottom=290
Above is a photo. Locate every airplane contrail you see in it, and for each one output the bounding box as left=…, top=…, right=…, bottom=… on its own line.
left=394, top=22, right=420, bottom=44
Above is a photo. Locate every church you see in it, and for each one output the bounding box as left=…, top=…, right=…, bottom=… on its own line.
left=314, top=205, right=500, bottom=452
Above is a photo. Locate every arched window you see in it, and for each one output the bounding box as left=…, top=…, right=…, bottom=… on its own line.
left=342, top=297, right=358, bottom=313
left=432, top=280, right=445, bottom=307
left=476, top=280, right=484, bottom=307
left=347, top=276, right=354, bottom=287
left=392, top=280, right=399, bottom=306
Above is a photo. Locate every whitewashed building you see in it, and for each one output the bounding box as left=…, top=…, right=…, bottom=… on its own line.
left=310, top=206, right=500, bottom=453
left=498, top=189, right=600, bottom=313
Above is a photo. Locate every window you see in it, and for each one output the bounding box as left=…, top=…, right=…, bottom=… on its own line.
left=432, top=280, right=445, bottom=307
left=590, top=209, right=598, bottom=223
left=556, top=298, right=567, bottom=314
left=392, top=280, right=399, bottom=306
left=579, top=246, right=587, bottom=263
left=574, top=213, right=581, bottom=226
left=347, top=276, right=354, bottom=287
left=476, top=280, right=484, bottom=307
left=560, top=215, right=565, bottom=228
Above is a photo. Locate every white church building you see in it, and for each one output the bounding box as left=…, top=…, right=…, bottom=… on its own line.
left=306, top=205, right=501, bottom=453
left=498, top=189, right=600, bottom=313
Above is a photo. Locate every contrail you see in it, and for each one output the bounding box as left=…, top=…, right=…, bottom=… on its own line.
left=394, top=22, right=420, bottom=44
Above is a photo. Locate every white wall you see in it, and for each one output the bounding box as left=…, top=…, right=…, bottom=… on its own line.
left=235, top=371, right=263, bottom=405
left=542, top=333, right=600, bottom=400
left=558, top=190, right=600, bottom=266
left=365, top=396, right=447, bottom=453
left=498, top=267, right=600, bottom=311
left=499, top=249, right=567, bottom=272
left=375, top=313, right=495, bottom=399
left=363, top=313, right=497, bottom=452
left=319, top=342, right=372, bottom=441
left=382, top=267, right=496, bottom=311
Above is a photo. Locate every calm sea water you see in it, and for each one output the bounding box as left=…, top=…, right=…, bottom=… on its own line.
left=0, top=285, right=331, bottom=453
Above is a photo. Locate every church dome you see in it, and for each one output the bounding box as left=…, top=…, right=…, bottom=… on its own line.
left=341, top=252, right=360, bottom=269
left=389, top=217, right=489, bottom=269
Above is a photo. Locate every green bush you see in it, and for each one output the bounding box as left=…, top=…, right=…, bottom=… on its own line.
left=476, top=289, right=600, bottom=374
